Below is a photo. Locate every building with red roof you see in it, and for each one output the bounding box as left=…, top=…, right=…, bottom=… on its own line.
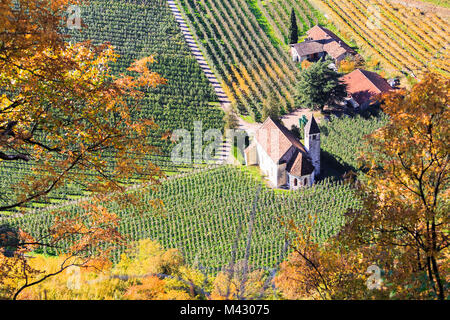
left=244, top=116, right=320, bottom=190
left=341, top=69, right=393, bottom=109
left=291, top=25, right=357, bottom=64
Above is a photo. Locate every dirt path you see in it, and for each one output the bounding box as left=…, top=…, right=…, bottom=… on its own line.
left=280, top=108, right=322, bottom=130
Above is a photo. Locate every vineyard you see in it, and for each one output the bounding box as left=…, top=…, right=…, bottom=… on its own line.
left=65, top=0, right=224, bottom=154
left=311, top=0, right=450, bottom=76
left=320, top=113, right=389, bottom=171
left=5, top=166, right=362, bottom=273
left=0, top=0, right=225, bottom=213
left=177, top=0, right=299, bottom=120
left=256, top=0, right=322, bottom=44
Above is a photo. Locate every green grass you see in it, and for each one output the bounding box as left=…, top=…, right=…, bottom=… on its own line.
left=240, top=115, right=257, bottom=124
left=246, top=0, right=285, bottom=48
left=241, top=165, right=266, bottom=181
left=232, top=145, right=246, bottom=164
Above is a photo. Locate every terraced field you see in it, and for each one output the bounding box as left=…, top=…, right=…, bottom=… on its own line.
left=177, top=0, right=299, bottom=120
left=5, top=166, right=362, bottom=273
left=65, top=0, right=224, bottom=155
left=257, top=0, right=322, bottom=44
left=0, top=0, right=225, bottom=214
left=311, top=0, right=450, bottom=76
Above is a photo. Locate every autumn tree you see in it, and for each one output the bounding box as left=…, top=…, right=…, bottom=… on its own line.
left=13, top=240, right=208, bottom=300
left=277, top=72, right=449, bottom=300
left=338, top=58, right=356, bottom=74
left=0, top=0, right=166, bottom=299
left=338, top=55, right=364, bottom=74
left=301, top=59, right=312, bottom=70
left=211, top=260, right=269, bottom=300
left=274, top=218, right=371, bottom=300
left=347, top=72, right=449, bottom=300
left=295, top=57, right=347, bottom=111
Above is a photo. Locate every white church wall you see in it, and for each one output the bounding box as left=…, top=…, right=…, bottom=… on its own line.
left=288, top=173, right=312, bottom=190
left=256, top=142, right=278, bottom=187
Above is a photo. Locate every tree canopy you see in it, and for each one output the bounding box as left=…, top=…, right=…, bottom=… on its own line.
left=0, top=0, right=166, bottom=299
left=351, top=72, right=449, bottom=300
left=295, top=58, right=348, bottom=111
left=277, top=73, right=449, bottom=300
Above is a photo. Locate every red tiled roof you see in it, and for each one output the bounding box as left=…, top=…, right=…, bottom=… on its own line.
left=288, top=151, right=315, bottom=177
left=341, top=69, right=392, bottom=105
left=323, top=40, right=348, bottom=60
left=307, top=25, right=356, bottom=57
left=252, top=117, right=314, bottom=176
left=253, top=117, right=304, bottom=163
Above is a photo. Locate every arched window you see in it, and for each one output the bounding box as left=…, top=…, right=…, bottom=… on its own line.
left=304, top=178, right=307, bottom=185
left=294, top=178, right=298, bottom=186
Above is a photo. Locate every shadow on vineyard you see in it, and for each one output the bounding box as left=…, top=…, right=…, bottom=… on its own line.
left=320, top=150, right=355, bottom=179
left=0, top=224, right=19, bottom=258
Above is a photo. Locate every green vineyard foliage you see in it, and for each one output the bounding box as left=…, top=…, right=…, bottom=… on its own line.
left=0, top=0, right=224, bottom=213
left=5, top=166, right=362, bottom=273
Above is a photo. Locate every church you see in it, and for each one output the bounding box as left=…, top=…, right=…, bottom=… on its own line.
left=244, top=116, right=321, bottom=190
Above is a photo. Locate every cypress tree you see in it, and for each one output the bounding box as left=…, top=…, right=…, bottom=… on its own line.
left=289, top=9, right=298, bottom=44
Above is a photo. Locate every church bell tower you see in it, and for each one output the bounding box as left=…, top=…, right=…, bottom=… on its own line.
left=304, top=115, right=320, bottom=177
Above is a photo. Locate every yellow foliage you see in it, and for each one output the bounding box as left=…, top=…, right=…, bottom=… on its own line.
left=13, top=240, right=203, bottom=300
left=210, top=261, right=267, bottom=300
left=0, top=0, right=166, bottom=298
left=338, top=59, right=356, bottom=73
left=301, top=59, right=312, bottom=70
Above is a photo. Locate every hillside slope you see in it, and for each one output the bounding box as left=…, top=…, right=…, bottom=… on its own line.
left=6, top=166, right=361, bottom=273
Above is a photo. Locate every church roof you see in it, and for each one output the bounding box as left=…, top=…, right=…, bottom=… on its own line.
left=253, top=117, right=304, bottom=162
left=287, top=150, right=315, bottom=177
left=251, top=117, right=314, bottom=176
left=304, top=115, right=320, bottom=134
left=306, top=25, right=356, bottom=57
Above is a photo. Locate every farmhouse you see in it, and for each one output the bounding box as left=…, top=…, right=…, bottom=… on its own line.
left=341, top=69, right=393, bottom=109
left=244, top=116, right=320, bottom=190
left=290, top=25, right=357, bottom=64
